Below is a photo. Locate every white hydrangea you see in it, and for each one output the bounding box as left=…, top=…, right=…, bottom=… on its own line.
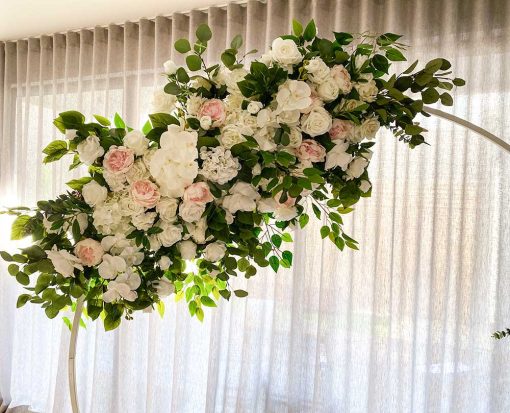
left=199, top=146, right=240, bottom=185
left=132, top=212, right=157, bottom=231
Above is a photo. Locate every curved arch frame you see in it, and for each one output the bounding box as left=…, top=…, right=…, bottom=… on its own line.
left=66, top=109, right=509, bottom=413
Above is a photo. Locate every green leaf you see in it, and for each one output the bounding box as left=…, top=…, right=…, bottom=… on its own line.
left=114, top=113, right=126, bottom=129
left=176, top=67, right=190, bottom=83
left=303, top=19, right=317, bottom=41
left=333, top=32, right=353, bottom=45
left=0, top=251, right=13, bottom=262
left=174, top=38, right=191, bottom=54
left=45, top=305, right=60, bottom=319
left=281, top=233, right=293, bottom=242
left=141, top=120, right=152, bottom=135
left=93, top=114, right=111, bottom=126
left=452, top=77, right=466, bottom=87
left=371, top=54, right=389, bottom=74
left=282, top=250, right=293, bottom=266
left=385, top=48, right=406, bottom=62
left=230, top=34, right=243, bottom=50
left=164, top=82, right=182, bottom=95
left=66, top=176, right=92, bottom=191
left=16, top=272, right=30, bottom=286
left=221, top=51, right=236, bottom=67
left=200, top=296, right=217, bottom=307
left=17, top=294, right=31, bottom=308
left=196, top=307, right=204, bottom=322
left=104, top=313, right=122, bottom=331
left=320, top=226, right=330, bottom=239
left=157, top=300, right=165, bottom=317
left=269, top=256, right=279, bottom=273
left=42, top=140, right=68, bottom=163
left=8, top=263, right=19, bottom=275
left=234, top=289, right=248, bottom=297
left=186, top=55, right=202, bottom=71
left=376, top=33, right=402, bottom=46
left=292, top=19, right=303, bottom=37
left=440, top=92, right=453, bottom=106
left=11, top=215, right=31, bottom=240
left=421, top=87, right=440, bottom=104
left=149, top=113, right=180, bottom=128
left=402, top=60, right=419, bottom=74
left=22, top=245, right=46, bottom=261
left=299, top=213, right=309, bottom=229
left=196, top=24, right=212, bottom=42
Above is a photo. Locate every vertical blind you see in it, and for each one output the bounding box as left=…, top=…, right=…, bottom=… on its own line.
left=0, top=0, right=509, bottom=412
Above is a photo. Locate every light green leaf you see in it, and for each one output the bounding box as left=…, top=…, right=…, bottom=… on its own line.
left=174, top=38, right=191, bottom=53
left=186, top=55, right=202, bottom=71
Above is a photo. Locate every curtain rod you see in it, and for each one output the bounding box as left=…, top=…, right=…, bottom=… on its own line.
left=2, top=0, right=265, bottom=43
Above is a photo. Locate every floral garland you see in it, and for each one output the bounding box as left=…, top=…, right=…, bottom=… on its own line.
left=0, top=20, right=464, bottom=330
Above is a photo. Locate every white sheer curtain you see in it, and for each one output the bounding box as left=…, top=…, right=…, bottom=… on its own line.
left=1, top=0, right=510, bottom=412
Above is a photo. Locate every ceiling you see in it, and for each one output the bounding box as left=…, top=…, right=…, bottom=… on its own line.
left=0, top=0, right=231, bottom=41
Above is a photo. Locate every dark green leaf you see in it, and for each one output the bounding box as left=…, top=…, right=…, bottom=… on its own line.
left=186, top=55, right=202, bottom=71
left=196, top=24, right=212, bottom=42
left=174, top=38, right=191, bottom=54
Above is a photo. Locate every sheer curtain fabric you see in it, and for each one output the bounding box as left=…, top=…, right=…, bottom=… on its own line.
left=0, top=0, right=510, bottom=412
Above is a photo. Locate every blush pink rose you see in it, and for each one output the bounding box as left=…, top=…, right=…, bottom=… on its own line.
left=183, top=182, right=214, bottom=204
left=296, top=139, right=326, bottom=163
left=198, top=99, right=226, bottom=127
left=301, top=90, right=324, bottom=114
left=131, top=179, right=161, bottom=208
left=74, top=238, right=104, bottom=267
left=330, top=64, right=352, bottom=94
left=329, top=119, right=354, bottom=140
left=103, top=146, right=134, bottom=174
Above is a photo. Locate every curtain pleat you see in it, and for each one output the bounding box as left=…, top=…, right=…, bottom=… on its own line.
left=1, top=0, right=510, bottom=412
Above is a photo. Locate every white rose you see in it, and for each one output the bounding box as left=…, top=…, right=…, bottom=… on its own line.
left=186, top=95, right=206, bottom=116
left=103, top=269, right=140, bottom=303
left=77, top=135, right=104, bottom=165
left=65, top=129, right=77, bottom=140
left=158, top=222, right=183, bottom=247
left=258, top=52, right=273, bottom=66
left=178, top=240, right=197, bottom=260
left=119, top=192, right=144, bottom=216
left=359, top=180, right=371, bottom=193
left=97, top=254, right=127, bottom=279
left=252, top=163, right=262, bottom=176
left=123, top=130, right=149, bottom=156
left=149, top=235, right=162, bottom=252
left=222, top=182, right=261, bottom=214
left=247, top=101, right=263, bottom=114
left=276, top=80, right=312, bottom=112
left=82, top=180, right=107, bottom=207
left=276, top=110, right=301, bottom=126
left=254, top=127, right=278, bottom=152
left=74, top=238, right=104, bottom=267
left=339, top=99, right=364, bottom=112
left=156, top=197, right=179, bottom=222
left=163, top=59, right=178, bottom=75
left=225, top=68, right=248, bottom=93
left=317, top=77, right=340, bottom=102
left=346, top=156, right=369, bottom=180
left=200, top=116, right=212, bottom=130
left=152, top=90, right=177, bottom=113
left=287, top=128, right=303, bottom=148
left=220, top=124, right=246, bottom=149
left=325, top=141, right=353, bottom=171
left=132, top=212, right=157, bottom=231
left=158, top=256, right=172, bottom=270
left=271, top=37, right=303, bottom=65
left=186, top=217, right=208, bottom=244
left=203, top=242, right=227, bottom=262
left=355, top=80, right=378, bottom=103
left=304, top=57, right=330, bottom=84
left=179, top=201, right=205, bottom=223
left=46, top=247, right=83, bottom=278
left=300, top=107, right=332, bottom=137
left=357, top=117, right=380, bottom=140
left=153, top=277, right=175, bottom=296
left=330, top=65, right=353, bottom=94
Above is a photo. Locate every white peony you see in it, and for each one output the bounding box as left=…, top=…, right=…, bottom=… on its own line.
left=178, top=201, right=205, bottom=223
left=254, top=126, right=278, bottom=152
left=270, top=37, right=303, bottom=65
left=46, top=247, right=83, bottom=278
left=317, top=77, right=340, bottom=102
left=103, top=269, right=141, bottom=303
left=276, top=80, right=312, bottom=112
left=97, top=254, right=126, bottom=279
left=178, top=240, right=197, bottom=260
left=222, top=182, right=261, bottom=214
left=125, top=159, right=150, bottom=184
left=77, top=135, right=104, bottom=165
left=163, top=59, right=178, bottom=75
left=186, top=95, right=206, bottom=116
left=82, top=180, right=107, bottom=206
left=203, top=242, right=227, bottom=262
left=151, top=90, right=177, bottom=113
left=92, top=201, right=124, bottom=235
left=123, top=130, right=149, bottom=156
left=300, top=107, right=332, bottom=137
left=156, top=197, right=179, bottom=222
left=103, top=170, right=127, bottom=192
left=346, top=156, right=369, bottom=180
left=325, top=141, right=353, bottom=171
left=150, top=125, right=199, bottom=198
left=304, top=57, right=330, bottom=84
left=157, top=221, right=183, bottom=247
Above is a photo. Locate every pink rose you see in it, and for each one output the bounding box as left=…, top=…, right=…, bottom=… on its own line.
left=103, top=146, right=134, bottom=174
left=301, top=90, right=324, bottom=114
left=329, top=119, right=354, bottom=140
left=131, top=179, right=161, bottom=208
left=198, top=99, right=226, bottom=127
left=74, top=238, right=104, bottom=267
left=296, top=139, right=326, bottom=163
left=183, top=182, right=214, bottom=204
left=330, top=65, right=352, bottom=94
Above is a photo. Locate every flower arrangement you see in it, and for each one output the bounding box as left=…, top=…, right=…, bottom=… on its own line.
left=0, top=20, right=464, bottom=330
